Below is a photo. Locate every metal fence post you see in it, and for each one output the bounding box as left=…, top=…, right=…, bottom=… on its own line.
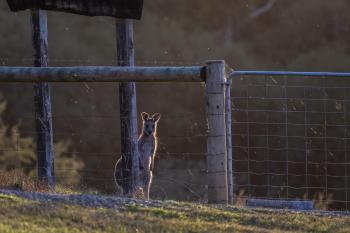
left=225, top=79, right=233, bottom=204
left=205, top=60, right=228, bottom=204
left=31, top=9, right=55, bottom=186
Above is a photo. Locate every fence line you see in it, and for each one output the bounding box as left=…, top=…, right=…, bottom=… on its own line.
left=4, top=64, right=350, bottom=208
left=0, top=57, right=204, bottom=66
left=0, top=66, right=205, bottom=82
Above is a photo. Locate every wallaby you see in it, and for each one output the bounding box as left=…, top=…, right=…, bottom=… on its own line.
left=114, top=112, right=161, bottom=200
left=138, top=112, right=161, bottom=200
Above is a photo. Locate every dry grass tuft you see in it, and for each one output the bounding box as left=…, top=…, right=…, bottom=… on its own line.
left=0, top=169, right=45, bottom=191
left=0, top=169, right=80, bottom=194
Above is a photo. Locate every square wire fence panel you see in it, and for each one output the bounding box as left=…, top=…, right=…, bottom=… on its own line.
left=231, top=75, right=350, bottom=211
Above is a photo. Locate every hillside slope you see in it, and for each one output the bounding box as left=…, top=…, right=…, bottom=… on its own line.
left=0, top=190, right=349, bottom=233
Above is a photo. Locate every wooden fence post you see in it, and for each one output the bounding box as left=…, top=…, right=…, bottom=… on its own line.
left=205, top=60, right=228, bottom=204
left=30, top=9, right=54, bottom=186
left=225, top=79, right=234, bottom=204
left=116, top=19, right=140, bottom=195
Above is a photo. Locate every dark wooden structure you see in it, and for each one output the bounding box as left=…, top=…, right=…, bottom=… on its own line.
left=7, top=0, right=143, bottom=19
left=116, top=19, right=140, bottom=195
left=31, top=9, right=55, bottom=186
left=6, top=0, right=144, bottom=189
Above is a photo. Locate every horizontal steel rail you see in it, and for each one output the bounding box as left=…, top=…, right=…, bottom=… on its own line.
left=0, top=66, right=205, bottom=82
left=230, top=70, right=350, bottom=78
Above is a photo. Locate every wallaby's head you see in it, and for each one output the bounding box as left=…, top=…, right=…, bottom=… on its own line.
left=141, top=112, right=161, bottom=136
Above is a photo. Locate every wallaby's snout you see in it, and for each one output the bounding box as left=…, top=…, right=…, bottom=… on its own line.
left=144, top=121, right=154, bottom=136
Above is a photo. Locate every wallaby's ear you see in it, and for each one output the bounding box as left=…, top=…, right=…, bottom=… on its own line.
left=141, top=112, right=149, bottom=121
left=152, top=113, right=161, bottom=122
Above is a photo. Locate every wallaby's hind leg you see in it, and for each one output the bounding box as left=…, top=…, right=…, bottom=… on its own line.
left=147, top=172, right=153, bottom=200
left=142, top=171, right=152, bottom=200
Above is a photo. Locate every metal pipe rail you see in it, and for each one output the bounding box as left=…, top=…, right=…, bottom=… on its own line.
left=0, top=66, right=205, bottom=82
left=230, top=70, right=350, bottom=78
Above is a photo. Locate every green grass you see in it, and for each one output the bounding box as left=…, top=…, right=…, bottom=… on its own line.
left=0, top=194, right=349, bottom=233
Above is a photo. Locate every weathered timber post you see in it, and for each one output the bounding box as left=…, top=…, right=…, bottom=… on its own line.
left=0, top=66, right=204, bottom=82
left=225, top=79, right=234, bottom=204
left=205, top=60, right=228, bottom=204
left=116, top=19, right=140, bottom=195
left=31, top=9, right=55, bottom=186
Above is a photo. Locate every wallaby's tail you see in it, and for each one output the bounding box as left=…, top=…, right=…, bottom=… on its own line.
left=115, top=155, right=145, bottom=199
left=114, top=157, right=124, bottom=195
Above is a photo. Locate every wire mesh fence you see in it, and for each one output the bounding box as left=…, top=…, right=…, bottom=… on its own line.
left=0, top=81, right=208, bottom=202
left=231, top=74, right=350, bottom=211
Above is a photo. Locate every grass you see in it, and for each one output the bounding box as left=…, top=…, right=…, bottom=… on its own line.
left=0, top=170, right=349, bottom=232
left=0, top=193, right=349, bottom=233
left=0, top=169, right=102, bottom=195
